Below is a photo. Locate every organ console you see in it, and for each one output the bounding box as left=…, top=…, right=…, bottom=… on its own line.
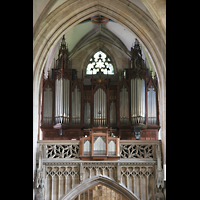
left=40, top=36, right=159, bottom=144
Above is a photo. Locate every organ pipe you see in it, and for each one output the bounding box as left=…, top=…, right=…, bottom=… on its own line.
left=93, top=136, right=106, bottom=155
left=43, top=85, right=52, bottom=124
left=110, top=101, right=116, bottom=126
left=147, top=86, right=157, bottom=124
left=72, top=85, right=81, bottom=124
left=84, top=102, right=91, bottom=125
left=108, top=140, right=116, bottom=155
left=55, top=78, right=70, bottom=124
left=131, top=78, right=145, bottom=124
left=120, top=86, right=129, bottom=124
left=94, top=88, right=107, bottom=126
left=84, top=140, right=91, bottom=155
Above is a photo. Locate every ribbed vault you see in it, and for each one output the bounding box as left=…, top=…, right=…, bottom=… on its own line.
left=69, top=25, right=130, bottom=60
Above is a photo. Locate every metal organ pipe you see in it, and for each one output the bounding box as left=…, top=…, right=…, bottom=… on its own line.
left=60, top=78, right=63, bottom=123
left=55, top=78, right=70, bottom=124
left=43, top=86, right=52, bottom=124
left=94, top=88, right=107, bottom=126
left=147, top=86, right=157, bottom=124
left=110, top=102, right=116, bottom=126
left=108, top=140, right=116, bottom=155
left=131, top=78, right=145, bottom=124
left=63, top=79, right=66, bottom=122
left=101, top=89, right=102, bottom=125
left=55, top=79, right=59, bottom=123
left=84, top=102, right=90, bottom=125
left=72, top=85, right=81, bottom=124
left=64, top=79, right=70, bottom=124
left=67, top=79, right=69, bottom=123
left=120, top=86, right=129, bottom=124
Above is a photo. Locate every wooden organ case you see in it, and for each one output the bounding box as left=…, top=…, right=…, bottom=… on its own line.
left=40, top=36, right=160, bottom=146
left=79, top=128, right=120, bottom=160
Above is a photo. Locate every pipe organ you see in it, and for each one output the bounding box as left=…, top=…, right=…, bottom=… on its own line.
left=41, top=36, right=160, bottom=142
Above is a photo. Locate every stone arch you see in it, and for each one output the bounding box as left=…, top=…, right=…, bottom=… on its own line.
left=59, top=175, right=140, bottom=200
left=33, top=0, right=165, bottom=88
left=33, top=0, right=166, bottom=179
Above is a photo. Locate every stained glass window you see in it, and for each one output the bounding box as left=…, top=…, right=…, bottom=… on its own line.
left=86, top=51, right=114, bottom=75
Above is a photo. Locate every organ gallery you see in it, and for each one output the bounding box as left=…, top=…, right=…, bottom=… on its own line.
left=40, top=36, right=160, bottom=160
left=34, top=2, right=166, bottom=199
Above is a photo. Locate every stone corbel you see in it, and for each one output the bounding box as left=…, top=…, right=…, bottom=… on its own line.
left=35, top=168, right=45, bottom=200
left=35, top=168, right=45, bottom=189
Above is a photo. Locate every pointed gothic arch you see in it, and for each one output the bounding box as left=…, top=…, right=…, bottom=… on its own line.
left=59, top=175, right=140, bottom=200
left=33, top=0, right=166, bottom=183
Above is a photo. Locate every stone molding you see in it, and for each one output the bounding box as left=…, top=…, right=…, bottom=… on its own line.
left=35, top=140, right=164, bottom=200
left=60, top=175, right=140, bottom=200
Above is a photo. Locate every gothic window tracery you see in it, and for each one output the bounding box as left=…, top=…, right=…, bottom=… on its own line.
left=86, top=51, right=114, bottom=75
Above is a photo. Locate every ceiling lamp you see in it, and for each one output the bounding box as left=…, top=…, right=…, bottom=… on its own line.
left=91, top=16, right=109, bottom=24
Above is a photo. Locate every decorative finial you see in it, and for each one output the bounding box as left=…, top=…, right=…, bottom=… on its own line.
left=47, top=70, right=50, bottom=79
left=60, top=34, right=66, bottom=50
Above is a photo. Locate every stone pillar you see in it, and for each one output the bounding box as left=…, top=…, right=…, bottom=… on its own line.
left=117, top=163, right=121, bottom=183
left=80, top=163, right=83, bottom=183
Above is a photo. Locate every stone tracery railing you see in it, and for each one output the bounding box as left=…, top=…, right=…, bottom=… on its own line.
left=120, top=144, right=153, bottom=158
left=46, top=144, right=79, bottom=158
left=35, top=140, right=163, bottom=200
left=37, top=140, right=159, bottom=160
left=37, top=140, right=80, bottom=159
left=120, top=140, right=158, bottom=159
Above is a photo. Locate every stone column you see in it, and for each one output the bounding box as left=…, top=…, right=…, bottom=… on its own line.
left=117, top=163, right=121, bottom=183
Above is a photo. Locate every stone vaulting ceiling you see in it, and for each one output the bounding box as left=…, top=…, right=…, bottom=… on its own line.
left=33, top=0, right=163, bottom=78
left=44, top=18, right=156, bottom=77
